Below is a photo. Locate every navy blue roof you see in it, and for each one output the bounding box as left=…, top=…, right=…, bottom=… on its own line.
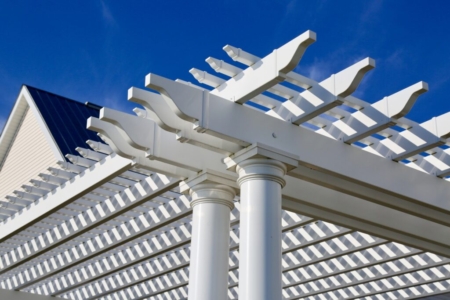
left=26, top=85, right=103, bottom=160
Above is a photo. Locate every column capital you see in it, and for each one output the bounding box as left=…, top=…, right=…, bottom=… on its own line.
left=224, top=142, right=299, bottom=172
left=179, top=170, right=237, bottom=210
left=236, top=158, right=287, bottom=187
left=189, top=183, right=235, bottom=210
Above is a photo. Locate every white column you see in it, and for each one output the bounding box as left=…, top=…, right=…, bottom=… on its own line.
left=188, top=183, right=235, bottom=300
left=236, top=158, right=287, bottom=300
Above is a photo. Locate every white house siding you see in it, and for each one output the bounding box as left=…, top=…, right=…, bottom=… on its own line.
left=0, top=107, right=58, bottom=201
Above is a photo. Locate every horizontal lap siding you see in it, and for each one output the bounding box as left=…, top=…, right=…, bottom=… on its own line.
left=0, top=108, right=58, bottom=201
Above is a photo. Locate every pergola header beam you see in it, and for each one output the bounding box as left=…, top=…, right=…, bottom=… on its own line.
left=86, top=108, right=450, bottom=256
left=143, top=73, right=450, bottom=219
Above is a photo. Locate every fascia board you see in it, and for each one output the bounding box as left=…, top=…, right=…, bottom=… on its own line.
left=0, top=85, right=66, bottom=172
left=0, top=86, right=29, bottom=170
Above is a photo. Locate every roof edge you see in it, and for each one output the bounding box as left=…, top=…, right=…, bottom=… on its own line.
left=0, top=86, right=65, bottom=170
left=0, top=86, right=30, bottom=170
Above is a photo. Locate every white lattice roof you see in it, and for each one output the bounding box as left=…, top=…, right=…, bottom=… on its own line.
left=1, top=30, right=450, bottom=300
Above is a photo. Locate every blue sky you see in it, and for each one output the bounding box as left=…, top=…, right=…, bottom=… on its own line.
left=1, top=1, right=450, bottom=132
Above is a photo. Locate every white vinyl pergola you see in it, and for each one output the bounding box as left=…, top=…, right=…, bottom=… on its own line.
left=1, top=30, right=450, bottom=300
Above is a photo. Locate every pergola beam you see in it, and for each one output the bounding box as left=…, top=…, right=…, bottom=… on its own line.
left=143, top=72, right=450, bottom=225
left=87, top=110, right=450, bottom=255
left=282, top=176, right=450, bottom=257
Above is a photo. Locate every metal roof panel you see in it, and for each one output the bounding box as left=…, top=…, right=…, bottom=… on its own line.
left=26, top=86, right=103, bottom=159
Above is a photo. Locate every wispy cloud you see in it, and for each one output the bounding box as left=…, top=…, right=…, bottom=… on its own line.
left=284, top=0, right=329, bottom=20
left=430, top=74, right=450, bottom=92
left=383, top=49, right=405, bottom=69
left=284, top=0, right=300, bottom=18
left=298, top=52, right=369, bottom=81
left=297, top=58, right=332, bottom=82
left=295, top=52, right=376, bottom=101
left=103, top=93, right=128, bottom=111
left=100, top=1, right=117, bottom=27
left=360, top=0, right=384, bottom=25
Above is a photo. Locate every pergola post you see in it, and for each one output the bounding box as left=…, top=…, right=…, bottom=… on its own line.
left=236, top=158, right=287, bottom=299
left=224, top=144, right=297, bottom=300
left=179, top=171, right=237, bottom=300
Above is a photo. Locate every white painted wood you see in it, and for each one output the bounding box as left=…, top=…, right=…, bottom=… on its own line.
left=3, top=31, right=450, bottom=300
left=282, top=175, right=450, bottom=257
left=87, top=108, right=450, bottom=255
left=236, top=158, right=286, bottom=300
left=208, top=31, right=315, bottom=104
left=187, top=183, right=235, bottom=300
left=372, top=82, right=429, bottom=119
left=127, top=88, right=242, bottom=153
left=308, top=82, right=428, bottom=144
left=142, top=75, right=450, bottom=223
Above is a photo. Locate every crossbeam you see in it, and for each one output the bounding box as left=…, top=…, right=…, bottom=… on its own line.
left=86, top=108, right=450, bottom=256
